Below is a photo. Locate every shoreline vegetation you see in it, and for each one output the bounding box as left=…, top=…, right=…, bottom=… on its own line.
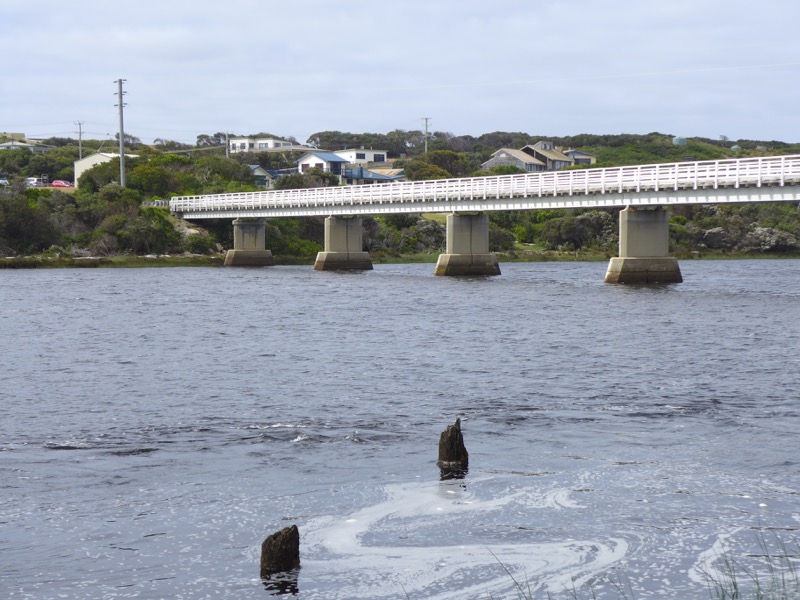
left=3, top=132, right=800, bottom=268
left=2, top=248, right=799, bottom=269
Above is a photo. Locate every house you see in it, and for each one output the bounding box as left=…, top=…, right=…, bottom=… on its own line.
left=562, top=149, right=597, bottom=165
left=0, top=140, right=48, bottom=154
left=229, top=136, right=309, bottom=154
left=520, top=141, right=573, bottom=171
left=248, top=165, right=272, bottom=188
left=481, top=140, right=586, bottom=172
left=296, top=151, right=349, bottom=176
left=342, top=165, right=404, bottom=185
left=369, top=167, right=405, bottom=180
left=74, top=152, right=138, bottom=182
left=333, top=148, right=388, bottom=165
left=230, top=136, right=293, bottom=153
left=480, top=148, right=547, bottom=172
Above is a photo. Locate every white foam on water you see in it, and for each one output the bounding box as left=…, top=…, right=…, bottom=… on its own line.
left=299, top=478, right=627, bottom=599
left=687, top=528, right=743, bottom=585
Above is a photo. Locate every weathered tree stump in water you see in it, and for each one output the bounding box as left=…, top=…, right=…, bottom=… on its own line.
left=437, top=417, right=468, bottom=478
left=260, top=524, right=300, bottom=578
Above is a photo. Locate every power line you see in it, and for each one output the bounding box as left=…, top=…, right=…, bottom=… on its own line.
left=74, top=121, right=84, bottom=159
left=114, top=79, right=127, bottom=187
left=421, top=117, right=431, bottom=153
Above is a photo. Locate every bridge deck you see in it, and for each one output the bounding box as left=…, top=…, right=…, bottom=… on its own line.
left=170, top=154, right=800, bottom=219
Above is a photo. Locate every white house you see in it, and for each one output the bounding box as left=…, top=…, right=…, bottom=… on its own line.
left=229, top=137, right=294, bottom=154
left=296, top=151, right=349, bottom=176
left=333, top=148, right=388, bottom=164
left=74, top=152, right=138, bottom=182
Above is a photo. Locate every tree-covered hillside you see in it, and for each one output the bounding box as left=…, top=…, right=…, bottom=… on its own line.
left=1, top=131, right=799, bottom=261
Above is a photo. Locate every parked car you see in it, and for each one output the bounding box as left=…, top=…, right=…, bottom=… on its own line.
left=51, top=180, right=73, bottom=187
left=0, top=178, right=9, bottom=186
left=25, top=177, right=45, bottom=187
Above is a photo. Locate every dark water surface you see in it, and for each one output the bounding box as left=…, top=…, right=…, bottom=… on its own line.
left=2, top=260, right=800, bottom=599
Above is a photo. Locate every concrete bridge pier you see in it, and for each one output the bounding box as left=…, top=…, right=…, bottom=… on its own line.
left=605, top=207, right=682, bottom=283
left=224, top=218, right=275, bottom=267
left=314, top=216, right=373, bottom=271
left=434, top=213, right=501, bottom=276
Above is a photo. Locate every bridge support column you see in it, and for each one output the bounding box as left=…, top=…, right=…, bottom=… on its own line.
left=224, top=218, right=275, bottom=267
left=314, top=216, right=373, bottom=271
left=605, top=207, right=682, bottom=283
left=434, top=213, right=501, bottom=276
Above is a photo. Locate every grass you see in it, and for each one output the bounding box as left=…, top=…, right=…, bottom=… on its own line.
left=483, top=531, right=800, bottom=600
left=0, top=254, right=225, bottom=269
left=701, top=531, right=800, bottom=600
left=4, top=247, right=799, bottom=269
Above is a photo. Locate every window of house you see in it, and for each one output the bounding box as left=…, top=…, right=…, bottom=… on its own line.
left=258, top=143, right=267, bottom=149
left=356, top=153, right=366, bottom=160
left=373, top=154, right=385, bottom=162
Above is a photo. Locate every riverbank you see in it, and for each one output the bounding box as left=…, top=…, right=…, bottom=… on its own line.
left=2, top=249, right=799, bottom=269
left=0, top=254, right=226, bottom=269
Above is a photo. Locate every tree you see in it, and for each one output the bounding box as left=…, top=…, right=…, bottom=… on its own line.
left=193, top=155, right=250, bottom=186
left=115, top=132, right=142, bottom=148
left=305, top=131, right=354, bottom=151
left=381, top=214, right=421, bottom=230
left=402, top=161, right=452, bottom=181
left=401, top=150, right=477, bottom=180
left=152, top=139, right=192, bottom=151
left=274, top=168, right=339, bottom=189
left=196, top=132, right=228, bottom=147
left=128, top=163, right=177, bottom=197
left=0, top=188, right=60, bottom=253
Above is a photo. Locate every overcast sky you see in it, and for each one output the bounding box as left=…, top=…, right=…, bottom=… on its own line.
left=3, top=1, right=799, bottom=146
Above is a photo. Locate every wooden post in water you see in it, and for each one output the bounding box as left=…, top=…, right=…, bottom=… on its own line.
left=260, top=524, right=300, bottom=578
left=437, top=417, right=469, bottom=479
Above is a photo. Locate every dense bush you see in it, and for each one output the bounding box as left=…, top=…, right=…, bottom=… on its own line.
left=3, top=131, right=800, bottom=259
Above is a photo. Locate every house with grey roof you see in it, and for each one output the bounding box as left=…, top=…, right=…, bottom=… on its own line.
left=0, top=140, right=48, bottom=154
left=520, top=141, right=574, bottom=170
left=342, top=165, right=404, bottom=185
left=481, top=147, right=547, bottom=172
left=482, top=141, right=588, bottom=172
left=563, top=149, right=597, bottom=165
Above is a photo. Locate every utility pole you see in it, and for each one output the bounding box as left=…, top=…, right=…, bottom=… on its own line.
left=74, top=121, right=84, bottom=159
left=114, top=79, right=127, bottom=187
left=422, top=117, right=431, bottom=154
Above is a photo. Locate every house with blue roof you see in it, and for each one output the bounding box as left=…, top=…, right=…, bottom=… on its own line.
left=290, top=150, right=404, bottom=186
left=297, top=151, right=349, bottom=176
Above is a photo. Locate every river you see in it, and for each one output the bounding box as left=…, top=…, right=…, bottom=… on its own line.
left=2, top=260, right=799, bottom=599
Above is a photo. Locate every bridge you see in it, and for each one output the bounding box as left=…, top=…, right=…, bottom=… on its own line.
left=169, top=154, right=800, bottom=282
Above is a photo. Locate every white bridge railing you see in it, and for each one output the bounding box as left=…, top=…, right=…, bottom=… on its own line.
left=170, top=154, right=800, bottom=217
